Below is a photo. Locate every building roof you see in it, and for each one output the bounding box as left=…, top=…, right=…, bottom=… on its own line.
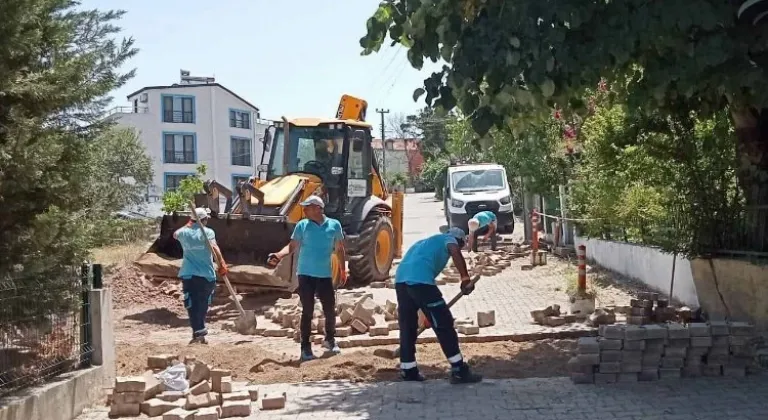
left=372, top=138, right=420, bottom=151
left=286, top=117, right=372, bottom=128
left=126, top=83, right=260, bottom=112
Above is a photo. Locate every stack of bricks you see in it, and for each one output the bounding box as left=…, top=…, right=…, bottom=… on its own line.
left=568, top=321, right=756, bottom=384
left=626, top=292, right=676, bottom=325
left=260, top=293, right=400, bottom=341
left=107, top=355, right=272, bottom=419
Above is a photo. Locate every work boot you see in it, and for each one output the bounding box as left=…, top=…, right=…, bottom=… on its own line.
left=449, top=362, right=482, bottom=384
left=188, top=336, right=207, bottom=345
left=401, top=367, right=425, bottom=382
left=322, top=339, right=341, bottom=354
left=300, top=347, right=316, bottom=362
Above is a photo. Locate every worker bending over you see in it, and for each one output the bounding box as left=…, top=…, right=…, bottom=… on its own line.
left=467, top=210, right=497, bottom=252
left=268, top=196, right=346, bottom=361
left=394, top=227, right=482, bottom=384
left=174, top=208, right=228, bottom=345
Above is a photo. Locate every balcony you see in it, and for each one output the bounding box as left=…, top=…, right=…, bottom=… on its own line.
left=163, top=110, right=194, bottom=124
left=164, top=150, right=195, bottom=164
left=230, top=118, right=251, bottom=129
left=103, top=106, right=149, bottom=118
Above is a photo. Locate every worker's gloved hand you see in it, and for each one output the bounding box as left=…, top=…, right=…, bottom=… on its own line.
left=460, top=279, right=475, bottom=295
left=266, top=253, right=281, bottom=268
left=217, top=262, right=229, bottom=276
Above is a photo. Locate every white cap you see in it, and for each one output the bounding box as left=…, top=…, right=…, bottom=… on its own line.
left=446, top=227, right=466, bottom=240
left=300, top=195, right=325, bottom=208
left=194, top=207, right=211, bottom=220
left=467, top=219, right=480, bottom=232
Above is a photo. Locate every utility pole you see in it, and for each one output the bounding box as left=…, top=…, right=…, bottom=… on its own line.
left=376, top=108, right=390, bottom=178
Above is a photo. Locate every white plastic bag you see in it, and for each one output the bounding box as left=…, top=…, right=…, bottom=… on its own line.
left=156, top=363, right=189, bottom=392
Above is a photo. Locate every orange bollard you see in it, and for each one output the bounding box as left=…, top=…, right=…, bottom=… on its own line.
left=577, top=244, right=587, bottom=292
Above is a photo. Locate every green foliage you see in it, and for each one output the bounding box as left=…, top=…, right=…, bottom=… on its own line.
left=162, top=164, right=208, bottom=213
left=387, top=172, right=408, bottom=191
left=360, top=0, right=768, bottom=207
left=0, top=0, right=137, bottom=290
left=400, top=107, right=452, bottom=159
left=83, top=127, right=154, bottom=219
left=419, top=156, right=450, bottom=198
left=570, top=105, right=742, bottom=257
left=360, top=0, right=763, bottom=131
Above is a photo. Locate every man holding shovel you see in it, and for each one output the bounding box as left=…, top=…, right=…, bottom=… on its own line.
left=268, top=195, right=346, bottom=361
left=394, top=227, right=482, bottom=384
left=174, top=207, right=228, bottom=344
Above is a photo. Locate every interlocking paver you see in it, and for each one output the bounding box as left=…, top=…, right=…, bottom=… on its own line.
left=76, top=375, right=768, bottom=420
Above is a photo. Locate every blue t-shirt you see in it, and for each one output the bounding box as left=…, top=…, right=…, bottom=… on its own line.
left=474, top=211, right=497, bottom=228
left=291, top=217, right=344, bottom=278
left=176, top=224, right=217, bottom=282
left=395, top=233, right=458, bottom=285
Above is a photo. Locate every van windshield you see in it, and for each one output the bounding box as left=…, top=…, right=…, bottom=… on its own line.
left=451, top=169, right=506, bottom=192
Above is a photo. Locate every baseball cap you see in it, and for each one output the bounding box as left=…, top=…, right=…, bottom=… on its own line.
left=446, top=227, right=466, bottom=240
left=300, top=195, right=325, bottom=208
left=194, top=207, right=211, bottom=220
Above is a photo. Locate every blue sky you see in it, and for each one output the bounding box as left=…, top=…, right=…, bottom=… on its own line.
left=82, top=0, right=444, bottom=131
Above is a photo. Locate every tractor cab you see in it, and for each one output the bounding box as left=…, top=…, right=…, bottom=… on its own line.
left=257, top=118, right=381, bottom=219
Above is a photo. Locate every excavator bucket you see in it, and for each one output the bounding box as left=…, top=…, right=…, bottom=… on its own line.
left=134, top=213, right=299, bottom=293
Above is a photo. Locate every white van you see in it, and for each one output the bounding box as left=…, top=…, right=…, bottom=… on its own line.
left=443, top=163, right=515, bottom=233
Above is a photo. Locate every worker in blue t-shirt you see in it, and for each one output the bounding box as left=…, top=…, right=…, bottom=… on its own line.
left=268, top=195, right=346, bottom=361
left=394, top=227, right=482, bottom=384
left=467, top=210, right=498, bottom=252
left=174, top=207, right=228, bottom=344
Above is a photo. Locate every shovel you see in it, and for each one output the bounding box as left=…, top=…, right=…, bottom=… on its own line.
left=187, top=202, right=257, bottom=335
left=388, top=274, right=481, bottom=359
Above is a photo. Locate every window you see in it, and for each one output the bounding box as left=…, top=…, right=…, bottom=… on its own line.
left=232, top=175, right=251, bottom=191
left=230, top=137, right=252, bottom=166
left=385, top=140, right=394, bottom=150
left=229, top=109, right=251, bottom=129
left=164, top=173, right=194, bottom=192
left=162, top=95, right=195, bottom=123
left=163, top=133, right=196, bottom=164
left=451, top=169, right=506, bottom=192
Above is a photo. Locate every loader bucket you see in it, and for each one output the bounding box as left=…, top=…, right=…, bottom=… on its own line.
left=134, top=213, right=299, bottom=293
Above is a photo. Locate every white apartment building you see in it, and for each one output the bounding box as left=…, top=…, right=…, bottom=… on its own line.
left=108, top=71, right=270, bottom=199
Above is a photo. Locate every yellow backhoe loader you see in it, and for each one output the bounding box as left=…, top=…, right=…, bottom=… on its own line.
left=135, top=95, right=404, bottom=293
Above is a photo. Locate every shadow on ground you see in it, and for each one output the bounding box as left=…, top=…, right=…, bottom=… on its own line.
left=265, top=339, right=577, bottom=417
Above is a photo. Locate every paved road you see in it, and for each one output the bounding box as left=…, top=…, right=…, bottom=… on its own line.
left=402, top=192, right=446, bottom=249
left=78, top=375, right=768, bottom=420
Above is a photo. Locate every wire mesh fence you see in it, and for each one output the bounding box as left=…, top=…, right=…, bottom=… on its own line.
left=0, top=264, right=93, bottom=397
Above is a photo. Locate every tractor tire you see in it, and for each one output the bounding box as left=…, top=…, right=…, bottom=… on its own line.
left=348, top=213, right=395, bottom=286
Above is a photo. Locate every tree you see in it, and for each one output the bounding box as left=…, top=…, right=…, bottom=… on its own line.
left=162, top=164, right=208, bottom=213
left=360, top=0, right=768, bottom=204
left=84, top=127, right=154, bottom=217
left=0, top=1, right=136, bottom=282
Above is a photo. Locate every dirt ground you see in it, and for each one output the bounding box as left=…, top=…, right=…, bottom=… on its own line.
left=96, top=240, right=655, bottom=384
left=116, top=339, right=576, bottom=384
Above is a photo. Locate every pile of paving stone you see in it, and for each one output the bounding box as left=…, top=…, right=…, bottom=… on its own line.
left=108, top=355, right=283, bottom=419
left=256, top=291, right=497, bottom=341
left=568, top=321, right=758, bottom=384
left=256, top=293, right=399, bottom=341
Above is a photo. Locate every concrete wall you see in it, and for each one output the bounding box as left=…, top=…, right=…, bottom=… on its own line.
left=0, top=288, right=115, bottom=420
left=575, top=236, right=699, bottom=307
left=690, top=258, right=768, bottom=330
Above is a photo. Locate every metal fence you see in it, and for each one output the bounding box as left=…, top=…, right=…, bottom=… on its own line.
left=0, top=264, right=96, bottom=397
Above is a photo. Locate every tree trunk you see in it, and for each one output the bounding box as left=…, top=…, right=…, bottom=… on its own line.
left=730, top=107, right=768, bottom=205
